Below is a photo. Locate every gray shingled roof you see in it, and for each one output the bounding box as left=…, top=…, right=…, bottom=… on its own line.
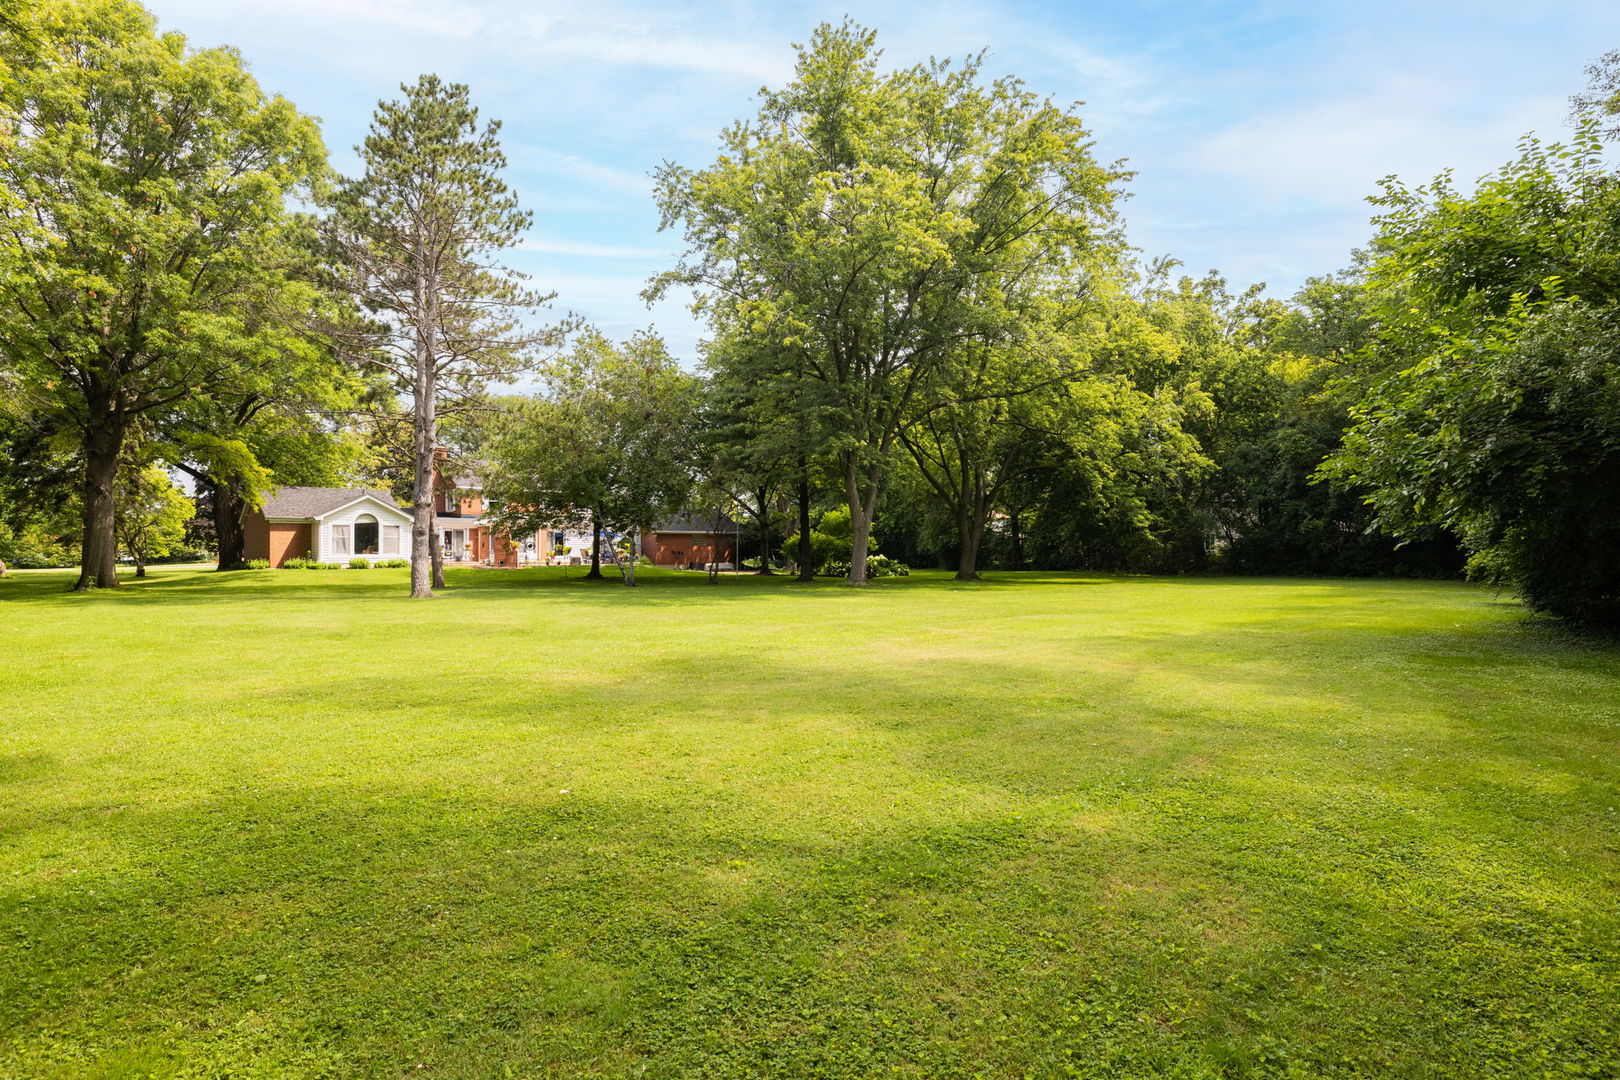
left=261, top=486, right=402, bottom=519
left=654, top=510, right=742, bottom=533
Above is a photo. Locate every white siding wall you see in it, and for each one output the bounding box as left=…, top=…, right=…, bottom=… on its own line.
left=313, top=499, right=415, bottom=564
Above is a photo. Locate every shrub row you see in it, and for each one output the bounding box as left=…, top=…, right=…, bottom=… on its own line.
left=819, top=554, right=910, bottom=578
left=276, top=556, right=410, bottom=570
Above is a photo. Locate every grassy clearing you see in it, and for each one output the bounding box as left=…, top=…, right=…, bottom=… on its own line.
left=1, top=564, right=1616, bottom=1079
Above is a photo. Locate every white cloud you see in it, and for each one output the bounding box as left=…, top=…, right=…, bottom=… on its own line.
left=511, top=146, right=652, bottom=195
left=1186, top=78, right=1570, bottom=207
left=506, top=14, right=791, bottom=83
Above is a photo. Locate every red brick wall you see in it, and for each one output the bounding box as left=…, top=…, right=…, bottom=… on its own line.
left=644, top=532, right=735, bottom=566
left=244, top=515, right=312, bottom=566
left=268, top=524, right=311, bottom=567
left=243, top=510, right=269, bottom=562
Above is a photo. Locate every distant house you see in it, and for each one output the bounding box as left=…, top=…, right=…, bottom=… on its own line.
left=642, top=511, right=740, bottom=569
left=436, top=471, right=738, bottom=569
left=243, top=487, right=415, bottom=567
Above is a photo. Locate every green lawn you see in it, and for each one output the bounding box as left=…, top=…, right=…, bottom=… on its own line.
left=1, top=565, right=1616, bottom=1079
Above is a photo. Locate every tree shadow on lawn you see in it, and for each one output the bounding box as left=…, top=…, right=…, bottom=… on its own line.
left=0, top=565, right=1129, bottom=611
left=0, top=565, right=1494, bottom=616
left=0, top=784, right=1135, bottom=1077
left=4, top=772, right=1612, bottom=1079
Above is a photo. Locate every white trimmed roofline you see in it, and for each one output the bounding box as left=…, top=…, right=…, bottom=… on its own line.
left=265, top=493, right=413, bottom=524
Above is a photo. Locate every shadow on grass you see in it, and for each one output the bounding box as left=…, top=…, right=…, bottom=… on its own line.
left=0, top=783, right=1083, bottom=1078
left=4, top=769, right=1612, bottom=1078
left=0, top=564, right=1130, bottom=609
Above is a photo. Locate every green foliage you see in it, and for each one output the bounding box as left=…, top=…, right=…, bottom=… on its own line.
left=113, top=465, right=194, bottom=569
left=330, top=75, right=561, bottom=595
left=243, top=559, right=270, bottom=570
left=866, top=554, right=909, bottom=578
left=653, top=21, right=1128, bottom=583
left=0, top=0, right=328, bottom=588
left=819, top=554, right=908, bottom=578
left=282, top=556, right=313, bottom=570
left=0, top=412, right=80, bottom=569
left=347, top=557, right=370, bottom=570
left=0, top=522, right=77, bottom=568
left=485, top=328, right=698, bottom=586
left=1572, top=50, right=1620, bottom=141
left=1325, top=132, right=1620, bottom=624
left=375, top=558, right=410, bottom=569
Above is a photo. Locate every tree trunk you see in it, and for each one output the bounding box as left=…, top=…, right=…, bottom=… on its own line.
left=1009, top=509, right=1023, bottom=572
left=213, top=483, right=247, bottom=569
left=753, top=487, right=774, bottom=574
left=842, top=454, right=879, bottom=586
left=954, top=468, right=986, bottom=582
left=795, top=476, right=815, bottom=583
left=955, top=508, right=986, bottom=581
left=584, top=515, right=604, bottom=579
left=621, top=529, right=638, bottom=587
left=430, top=523, right=446, bottom=588
left=409, top=352, right=436, bottom=599
left=75, top=418, right=124, bottom=591
left=134, top=550, right=147, bottom=578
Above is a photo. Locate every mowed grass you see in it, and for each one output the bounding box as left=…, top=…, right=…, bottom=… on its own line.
left=1, top=566, right=1617, bottom=1079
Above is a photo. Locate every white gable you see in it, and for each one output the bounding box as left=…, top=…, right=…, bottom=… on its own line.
left=311, top=493, right=414, bottom=525
left=312, top=496, right=415, bottom=562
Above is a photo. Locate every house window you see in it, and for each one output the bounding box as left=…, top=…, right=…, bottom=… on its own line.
left=354, top=514, right=379, bottom=555
left=381, top=524, right=400, bottom=555
left=331, top=524, right=351, bottom=555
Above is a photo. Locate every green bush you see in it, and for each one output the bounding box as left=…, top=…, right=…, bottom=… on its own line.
left=315, top=562, right=344, bottom=570
left=0, top=522, right=78, bottom=568
left=375, top=558, right=409, bottom=569
left=348, top=558, right=370, bottom=570
left=820, top=554, right=909, bottom=578
left=282, top=556, right=313, bottom=570
left=867, top=554, right=909, bottom=578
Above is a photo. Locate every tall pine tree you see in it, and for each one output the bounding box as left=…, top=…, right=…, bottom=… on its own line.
left=330, top=75, right=561, bottom=598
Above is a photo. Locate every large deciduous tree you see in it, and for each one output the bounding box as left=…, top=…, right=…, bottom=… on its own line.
left=651, top=21, right=1127, bottom=584
left=1322, top=130, right=1620, bottom=626
left=329, top=75, right=560, bottom=599
left=0, top=0, right=326, bottom=589
left=484, top=329, right=697, bottom=586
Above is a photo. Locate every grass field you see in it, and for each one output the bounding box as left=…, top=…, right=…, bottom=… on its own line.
left=1, top=565, right=1616, bottom=1079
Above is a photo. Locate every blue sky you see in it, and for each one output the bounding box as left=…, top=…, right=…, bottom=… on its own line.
left=145, top=0, right=1620, bottom=364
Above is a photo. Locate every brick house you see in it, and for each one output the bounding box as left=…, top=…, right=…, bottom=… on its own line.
left=434, top=473, right=597, bottom=567
left=641, top=511, right=740, bottom=569
left=243, top=487, right=416, bottom=567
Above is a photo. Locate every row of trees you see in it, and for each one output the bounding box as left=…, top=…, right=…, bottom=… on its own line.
left=3, top=7, right=1616, bottom=624
left=0, top=1, right=554, bottom=593
left=482, top=21, right=1611, bottom=625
